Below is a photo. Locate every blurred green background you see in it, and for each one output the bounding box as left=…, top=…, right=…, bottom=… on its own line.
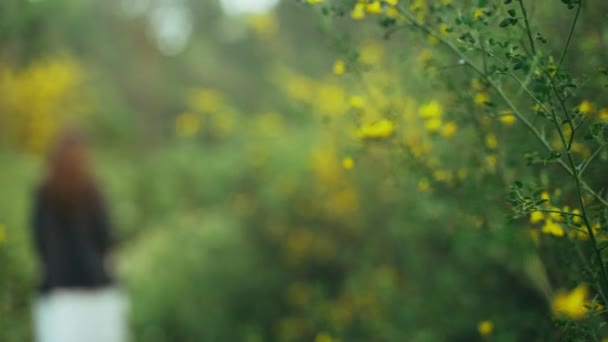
left=1, top=0, right=607, bottom=341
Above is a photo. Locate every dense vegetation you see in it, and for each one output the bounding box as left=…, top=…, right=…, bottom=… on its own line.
left=2, top=0, right=608, bottom=341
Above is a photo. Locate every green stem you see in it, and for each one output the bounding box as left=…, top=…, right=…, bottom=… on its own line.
left=517, top=0, right=536, bottom=55
left=556, top=0, right=582, bottom=72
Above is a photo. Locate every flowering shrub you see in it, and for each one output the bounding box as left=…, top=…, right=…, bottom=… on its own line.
left=301, top=0, right=608, bottom=339
left=2, top=1, right=608, bottom=341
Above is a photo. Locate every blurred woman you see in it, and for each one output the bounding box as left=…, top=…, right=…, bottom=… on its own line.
left=31, top=132, right=127, bottom=342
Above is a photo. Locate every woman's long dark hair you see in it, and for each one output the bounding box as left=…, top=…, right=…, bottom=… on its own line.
left=40, top=131, right=100, bottom=213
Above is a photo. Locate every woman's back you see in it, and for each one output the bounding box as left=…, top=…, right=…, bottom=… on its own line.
left=33, top=189, right=113, bottom=293
left=31, top=132, right=126, bottom=342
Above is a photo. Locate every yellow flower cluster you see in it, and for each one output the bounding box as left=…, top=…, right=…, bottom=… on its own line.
left=528, top=192, right=603, bottom=240
left=552, top=284, right=590, bottom=320
left=477, top=320, right=494, bottom=336
left=176, top=88, right=239, bottom=139
left=418, top=100, right=457, bottom=138
left=0, top=59, right=86, bottom=154
left=351, top=0, right=400, bottom=20
left=357, top=119, right=395, bottom=139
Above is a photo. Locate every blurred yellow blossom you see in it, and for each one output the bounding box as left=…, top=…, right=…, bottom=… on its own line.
left=477, top=320, right=494, bottom=336
left=358, top=119, right=395, bottom=139
left=542, top=220, right=564, bottom=237
left=175, top=112, right=201, bottom=138
left=530, top=211, right=544, bottom=224
left=425, top=118, right=442, bottom=132
left=499, top=109, right=516, bottom=125
left=441, top=121, right=457, bottom=138
left=485, top=134, right=497, bottom=150
left=307, top=0, right=323, bottom=3
left=552, top=284, right=588, bottom=319
left=351, top=3, right=366, bottom=19
left=417, top=49, right=433, bottom=65
left=484, top=154, right=497, bottom=173
left=342, top=156, right=355, bottom=170
left=0, top=224, right=6, bottom=244
left=386, top=0, right=398, bottom=6
left=0, top=58, right=85, bottom=153
left=541, top=191, right=550, bottom=202
left=188, top=88, right=224, bottom=113
left=333, top=59, right=346, bottom=76
left=438, top=23, right=449, bottom=37
left=578, top=100, right=594, bottom=114
left=474, top=92, right=490, bottom=106
left=315, top=332, right=334, bottom=342
left=365, top=1, right=383, bottom=14
left=419, top=100, right=443, bottom=118
left=418, top=178, right=431, bottom=192
left=246, top=13, right=279, bottom=39
left=471, top=78, right=485, bottom=90
left=457, top=168, right=467, bottom=180
left=598, top=108, right=608, bottom=120
left=349, top=95, right=365, bottom=109
left=473, top=8, right=484, bottom=20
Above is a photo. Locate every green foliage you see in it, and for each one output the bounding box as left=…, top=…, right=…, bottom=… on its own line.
left=2, top=0, right=608, bottom=341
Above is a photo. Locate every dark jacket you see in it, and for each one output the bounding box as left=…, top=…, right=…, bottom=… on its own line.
left=32, top=189, right=114, bottom=293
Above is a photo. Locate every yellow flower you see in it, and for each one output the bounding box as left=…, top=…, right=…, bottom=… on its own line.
left=433, top=169, right=452, bottom=183
left=349, top=96, right=365, bottom=109
left=485, top=134, right=497, bottom=150
left=457, top=168, right=467, bottom=180
left=553, top=284, right=588, bottom=319
left=175, top=112, right=201, bottom=138
left=471, top=79, right=485, bottom=91
left=342, top=156, right=354, bottom=170
left=315, top=332, right=334, bottom=342
left=542, top=219, right=564, bottom=237
left=333, top=59, right=346, bottom=76
left=484, top=154, right=497, bottom=173
left=441, top=121, right=457, bottom=138
left=365, top=1, right=383, bottom=14
left=385, top=7, right=400, bottom=18
left=571, top=208, right=583, bottom=225
left=351, top=3, right=366, bottom=19
left=418, top=178, right=431, bottom=192
left=530, top=211, right=544, bottom=224
left=474, top=92, right=490, bottom=106
left=419, top=100, right=443, bottom=118
left=598, top=108, right=608, bottom=120
left=246, top=13, right=279, bottom=39
left=307, top=0, right=323, bottom=3
left=358, top=119, right=395, bottom=139
left=438, top=23, right=449, bottom=37
left=188, top=88, right=224, bottom=113
left=499, top=109, right=516, bottom=125
left=578, top=100, right=594, bottom=114
left=473, top=8, right=484, bottom=20
left=541, top=191, right=550, bottom=202
left=0, top=224, right=6, bottom=244
left=385, top=0, right=398, bottom=6
left=477, top=320, right=494, bottom=336
left=425, top=118, right=442, bottom=132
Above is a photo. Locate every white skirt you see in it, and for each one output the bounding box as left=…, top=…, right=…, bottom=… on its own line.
left=33, top=287, right=128, bottom=342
